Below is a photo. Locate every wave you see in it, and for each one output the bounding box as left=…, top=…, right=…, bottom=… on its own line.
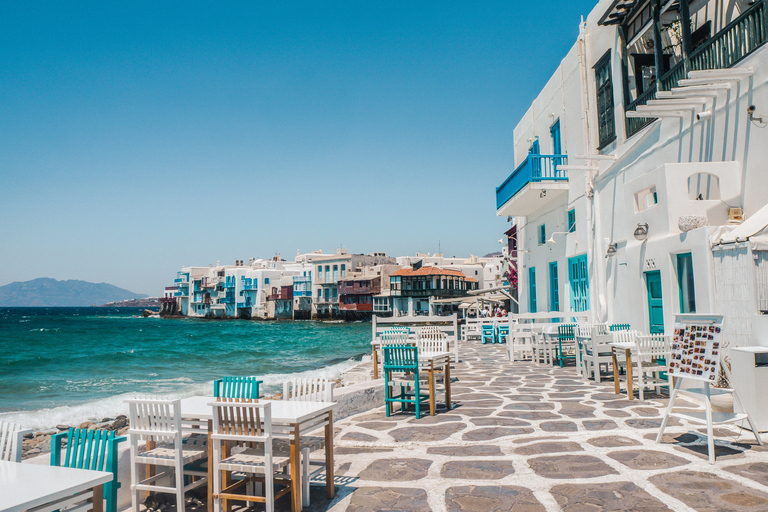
left=0, top=357, right=367, bottom=430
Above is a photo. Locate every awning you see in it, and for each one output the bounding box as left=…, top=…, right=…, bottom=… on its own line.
left=711, top=202, right=768, bottom=250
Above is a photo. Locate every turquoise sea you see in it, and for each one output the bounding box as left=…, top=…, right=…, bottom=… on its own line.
left=0, top=307, right=371, bottom=429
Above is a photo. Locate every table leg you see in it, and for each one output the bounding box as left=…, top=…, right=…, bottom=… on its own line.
left=291, top=423, right=301, bottom=512
left=92, top=483, right=104, bottom=512
left=145, top=439, right=156, bottom=502
left=428, top=361, right=436, bottom=416
left=445, top=358, right=451, bottom=411
left=372, top=347, right=379, bottom=380
left=612, top=349, right=620, bottom=395
left=325, top=411, right=335, bottom=499
left=207, top=420, right=213, bottom=512
left=625, top=349, right=634, bottom=400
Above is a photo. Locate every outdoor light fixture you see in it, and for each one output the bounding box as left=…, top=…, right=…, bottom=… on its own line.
left=540, top=190, right=547, bottom=198
left=606, top=243, right=618, bottom=258
left=547, top=232, right=570, bottom=244
left=634, top=223, right=649, bottom=241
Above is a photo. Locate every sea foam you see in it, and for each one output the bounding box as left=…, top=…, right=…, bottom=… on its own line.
left=0, top=356, right=366, bottom=431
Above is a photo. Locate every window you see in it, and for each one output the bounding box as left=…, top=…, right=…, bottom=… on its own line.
left=325, top=265, right=330, bottom=282
left=635, top=186, right=658, bottom=212
left=677, top=253, right=696, bottom=313
left=333, top=265, right=338, bottom=281
left=550, top=119, right=562, bottom=155
left=528, top=267, right=537, bottom=313
left=539, top=224, right=546, bottom=245
left=264, top=278, right=269, bottom=285
left=549, top=262, right=560, bottom=312
left=688, top=173, right=720, bottom=200
left=594, top=51, right=616, bottom=149
left=568, top=209, right=576, bottom=233
left=341, top=264, right=346, bottom=277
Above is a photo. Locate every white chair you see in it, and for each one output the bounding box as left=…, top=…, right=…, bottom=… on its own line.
left=0, top=421, right=32, bottom=462
left=210, top=400, right=292, bottom=512
left=581, top=326, right=618, bottom=383
left=418, top=327, right=449, bottom=355
left=283, top=378, right=334, bottom=507
left=126, top=397, right=208, bottom=512
left=508, top=327, right=534, bottom=362
left=635, top=334, right=672, bottom=400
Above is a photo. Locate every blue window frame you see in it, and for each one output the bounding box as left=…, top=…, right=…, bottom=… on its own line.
left=550, top=119, right=562, bottom=155
left=539, top=224, right=546, bottom=245
left=549, top=262, right=559, bottom=311
left=528, top=267, right=537, bottom=313
left=568, top=254, right=589, bottom=312
left=568, top=209, right=576, bottom=233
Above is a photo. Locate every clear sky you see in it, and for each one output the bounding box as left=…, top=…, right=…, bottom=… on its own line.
left=1, top=1, right=598, bottom=296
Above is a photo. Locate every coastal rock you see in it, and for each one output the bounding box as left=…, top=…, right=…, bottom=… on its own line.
left=78, top=421, right=94, bottom=429
left=109, top=416, right=128, bottom=431
left=56, top=425, right=70, bottom=431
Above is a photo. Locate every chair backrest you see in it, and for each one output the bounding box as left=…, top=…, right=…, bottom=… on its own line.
left=635, top=334, right=671, bottom=358
left=283, top=377, right=334, bottom=402
left=610, top=323, right=631, bottom=331
left=481, top=324, right=495, bottom=333
left=214, top=376, right=262, bottom=399
left=125, top=397, right=182, bottom=445
left=210, top=400, right=272, bottom=446
left=576, top=324, right=592, bottom=337
left=51, top=428, right=125, bottom=471
left=381, top=327, right=410, bottom=346
left=383, top=346, right=419, bottom=373
left=0, top=422, right=30, bottom=462
left=612, top=330, right=639, bottom=344
left=557, top=324, right=577, bottom=341
left=417, top=327, right=448, bottom=354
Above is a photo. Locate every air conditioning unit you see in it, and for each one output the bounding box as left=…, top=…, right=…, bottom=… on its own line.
left=728, top=207, right=744, bottom=223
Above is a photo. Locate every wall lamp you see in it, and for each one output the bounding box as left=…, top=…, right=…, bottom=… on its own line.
left=540, top=190, right=547, bottom=198
left=547, top=232, right=570, bottom=244
left=748, top=105, right=765, bottom=124
left=634, top=223, right=649, bottom=241
left=606, top=243, right=618, bottom=258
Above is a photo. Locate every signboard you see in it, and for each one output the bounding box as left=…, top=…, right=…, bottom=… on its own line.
left=669, top=314, right=725, bottom=383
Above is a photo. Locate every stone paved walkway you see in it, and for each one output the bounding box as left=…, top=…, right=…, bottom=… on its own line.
left=216, top=341, right=768, bottom=512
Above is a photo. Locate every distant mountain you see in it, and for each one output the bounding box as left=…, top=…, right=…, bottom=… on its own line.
left=0, top=278, right=148, bottom=307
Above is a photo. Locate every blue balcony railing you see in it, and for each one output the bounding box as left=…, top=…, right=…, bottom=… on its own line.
left=496, top=154, right=568, bottom=210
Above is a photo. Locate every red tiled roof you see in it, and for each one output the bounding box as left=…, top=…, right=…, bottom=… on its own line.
left=391, top=266, right=468, bottom=278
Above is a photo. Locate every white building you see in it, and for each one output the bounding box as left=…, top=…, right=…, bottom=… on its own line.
left=496, top=0, right=768, bottom=347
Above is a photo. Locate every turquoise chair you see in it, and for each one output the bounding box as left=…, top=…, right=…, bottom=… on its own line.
left=556, top=324, right=577, bottom=367
left=481, top=324, right=496, bottom=344
left=213, top=376, right=263, bottom=399
left=609, top=323, right=631, bottom=331
left=51, top=428, right=126, bottom=512
left=497, top=324, right=510, bottom=344
left=383, top=346, right=429, bottom=419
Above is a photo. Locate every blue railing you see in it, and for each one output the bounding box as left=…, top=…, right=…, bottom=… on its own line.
left=496, top=154, right=568, bottom=210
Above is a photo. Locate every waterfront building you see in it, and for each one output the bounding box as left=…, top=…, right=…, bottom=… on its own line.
left=389, top=265, right=479, bottom=316
left=396, top=253, right=507, bottom=291
left=311, top=249, right=396, bottom=319
left=496, top=0, right=768, bottom=346
left=339, top=264, right=402, bottom=319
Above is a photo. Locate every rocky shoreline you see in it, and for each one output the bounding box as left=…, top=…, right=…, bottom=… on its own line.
left=22, top=361, right=369, bottom=460
left=23, top=416, right=130, bottom=460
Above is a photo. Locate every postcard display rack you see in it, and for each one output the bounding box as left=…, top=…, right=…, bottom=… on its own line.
left=656, top=314, right=763, bottom=464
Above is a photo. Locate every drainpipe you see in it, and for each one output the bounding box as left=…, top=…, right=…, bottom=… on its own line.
left=578, top=19, right=602, bottom=323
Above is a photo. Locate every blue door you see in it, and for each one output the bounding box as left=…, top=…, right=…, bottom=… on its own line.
left=528, top=267, right=537, bottom=313
left=530, top=139, right=541, bottom=178
left=645, top=271, right=664, bottom=334
left=568, top=254, right=589, bottom=312
left=550, top=119, right=561, bottom=155
left=549, top=262, right=559, bottom=311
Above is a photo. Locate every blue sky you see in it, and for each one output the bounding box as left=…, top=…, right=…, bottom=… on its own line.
left=1, top=1, right=597, bottom=295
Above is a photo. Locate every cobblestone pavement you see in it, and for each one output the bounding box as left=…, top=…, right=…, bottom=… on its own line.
left=242, top=341, right=768, bottom=512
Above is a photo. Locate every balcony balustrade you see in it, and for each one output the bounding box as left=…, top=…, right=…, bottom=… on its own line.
left=496, top=154, right=568, bottom=217
left=626, top=1, right=766, bottom=137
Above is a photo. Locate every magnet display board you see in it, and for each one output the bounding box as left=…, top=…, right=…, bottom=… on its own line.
left=669, top=314, right=725, bottom=383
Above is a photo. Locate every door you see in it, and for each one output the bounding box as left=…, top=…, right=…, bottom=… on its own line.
left=568, top=254, right=589, bottom=312
left=549, top=262, right=559, bottom=311
left=645, top=271, right=664, bottom=334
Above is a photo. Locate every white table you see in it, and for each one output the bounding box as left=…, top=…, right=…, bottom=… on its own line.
left=179, top=397, right=336, bottom=512
left=0, top=460, right=112, bottom=512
